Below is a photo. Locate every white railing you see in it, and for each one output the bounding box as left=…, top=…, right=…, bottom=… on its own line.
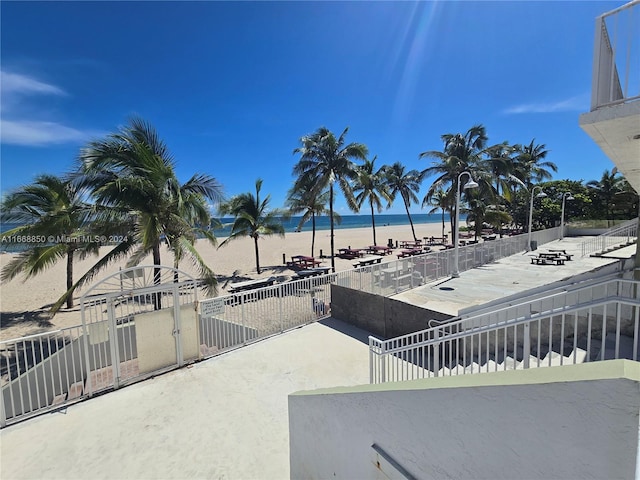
left=369, top=279, right=640, bottom=384
left=580, top=218, right=638, bottom=257
left=0, top=226, right=561, bottom=427
left=590, top=0, right=640, bottom=110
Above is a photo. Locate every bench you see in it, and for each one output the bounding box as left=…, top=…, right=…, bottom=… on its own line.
left=397, top=249, right=421, bottom=258
left=229, top=277, right=277, bottom=293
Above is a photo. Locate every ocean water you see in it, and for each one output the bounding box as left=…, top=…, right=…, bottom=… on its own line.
left=1, top=213, right=458, bottom=251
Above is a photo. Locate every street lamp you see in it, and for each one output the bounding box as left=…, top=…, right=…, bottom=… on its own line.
left=452, top=171, right=479, bottom=278
left=560, top=192, right=574, bottom=240
left=527, top=186, right=547, bottom=251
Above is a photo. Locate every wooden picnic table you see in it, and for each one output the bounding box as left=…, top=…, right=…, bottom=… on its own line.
left=338, top=248, right=363, bottom=259
left=287, top=255, right=322, bottom=270
left=531, top=255, right=565, bottom=265
left=353, top=255, right=383, bottom=268
left=365, top=245, right=393, bottom=256
left=397, top=248, right=422, bottom=258
left=293, top=266, right=332, bottom=278
left=228, top=276, right=277, bottom=293
left=424, top=236, right=448, bottom=246
left=399, top=240, right=422, bottom=249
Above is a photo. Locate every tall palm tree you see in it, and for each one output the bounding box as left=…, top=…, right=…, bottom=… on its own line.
left=353, top=156, right=392, bottom=246
left=219, top=179, right=285, bottom=274
left=69, top=117, right=223, bottom=310
left=513, top=140, right=557, bottom=190
left=1, top=175, right=101, bottom=309
left=383, top=162, right=422, bottom=241
left=285, top=178, right=336, bottom=258
left=420, top=125, right=491, bottom=233
left=423, top=188, right=451, bottom=239
left=293, top=126, right=368, bottom=272
left=586, top=169, right=626, bottom=222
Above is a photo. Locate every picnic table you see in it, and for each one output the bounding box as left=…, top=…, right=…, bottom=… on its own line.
left=548, top=249, right=573, bottom=260
left=397, top=248, right=422, bottom=258
left=228, top=276, right=277, bottom=293
left=365, top=245, right=393, bottom=256
left=399, top=240, right=422, bottom=249
left=424, top=236, right=448, bottom=246
left=287, top=255, right=322, bottom=270
left=293, top=266, right=332, bottom=279
left=531, top=252, right=566, bottom=265
left=337, top=248, right=363, bottom=259
left=353, top=255, right=383, bottom=268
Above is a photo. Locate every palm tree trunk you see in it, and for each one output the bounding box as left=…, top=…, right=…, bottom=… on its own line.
left=404, top=197, right=417, bottom=241
left=329, top=184, right=335, bottom=273
left=152, top=242, right=162, bottom=310
left=66, top=248, right=74, bottom=309
left=254, top=236, right=261, bottom=274
left=441, top=208, right=445, bottom=239
left=311, top=213, right=316, bottom=258
left=370, top=200, right=377, bottom=245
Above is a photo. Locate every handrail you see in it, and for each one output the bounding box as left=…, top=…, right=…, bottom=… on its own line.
left=376, top=278, right=638, bottom=350
left=580, top=218, right=638, bottom=257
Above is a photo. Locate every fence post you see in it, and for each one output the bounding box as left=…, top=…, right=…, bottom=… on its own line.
left=80, top=303, right=94, bottom=397
left=523, top=322, right=531, bottom=369
left=433, top=329, right=440, bottom=377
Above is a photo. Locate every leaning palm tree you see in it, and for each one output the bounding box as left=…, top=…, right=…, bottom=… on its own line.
left=285, top=177, right=337, bottom=258
left=353, top=156, right=392, bottom=246
left=63, top=117, right=223, bottom=311
left=219, top=179, right=285, bottom=274
left=383, top=162, right=423, bottom=241
left=0, top=175, right=101, bottom=309
left=293, top=126, right=368, bottom=272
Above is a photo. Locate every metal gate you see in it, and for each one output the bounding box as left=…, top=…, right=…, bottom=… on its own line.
left=80, top=265, right=199, bottom=395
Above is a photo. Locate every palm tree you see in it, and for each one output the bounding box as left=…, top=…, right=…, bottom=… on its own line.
left=70, top=117, right=223, bottom=310
left=586, top=169, right=626, bottom=222
left=420, top=125, right=491, bottom=234
left=513, top=140, right=557, bottom=190
left=383, top=162, right=422, bottom=241
left=293, top=127, right=368, bottom=272
left=219, top=179, right=285, bottom=274
left=285, top=178, right=337, bottom=258
left=0, top=175, right=101, bottom=309
left=353, top=156, right=392, bottom=246
left=423, top=188, right=451, bottom=239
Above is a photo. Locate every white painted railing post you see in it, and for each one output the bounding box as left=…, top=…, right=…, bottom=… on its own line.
left=523, top=322, right=531, bottom=369
left=433, top=329, right=440, bottom=377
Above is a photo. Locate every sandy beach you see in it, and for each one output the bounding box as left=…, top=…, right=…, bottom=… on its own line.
left=0, top=222, right=448, bottom=341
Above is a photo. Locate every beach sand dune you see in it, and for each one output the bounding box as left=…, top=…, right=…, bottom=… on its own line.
left=0, top=222, right=447, bottom=340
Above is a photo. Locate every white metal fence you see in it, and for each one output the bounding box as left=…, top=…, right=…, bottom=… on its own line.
left=590, top=0, right=640, bottom=110
left=0, top=227, right=560, bottom=427
left=369, top=278, right=640, bottom=383
left=580, top=218, right=638, bottom=257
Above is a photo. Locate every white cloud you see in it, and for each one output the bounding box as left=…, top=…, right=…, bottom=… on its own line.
left=1, top=70, right=66, bottom=96
left=1, top=69, right=101, bottom=147
left=1, top=120, right=99, bottom=147
left=503, top=94, right=589, bottom=114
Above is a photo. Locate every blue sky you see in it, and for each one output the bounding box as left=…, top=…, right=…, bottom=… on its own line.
left=0, top=1, right=622, bottom=215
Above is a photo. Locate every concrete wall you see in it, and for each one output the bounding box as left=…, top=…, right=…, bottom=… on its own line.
left=289, top=360, right=640, bottom=480
left=330, top=284, right=453, bottom=338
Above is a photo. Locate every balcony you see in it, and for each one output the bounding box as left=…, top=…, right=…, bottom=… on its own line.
left=579, top=0, right=640, bottom=193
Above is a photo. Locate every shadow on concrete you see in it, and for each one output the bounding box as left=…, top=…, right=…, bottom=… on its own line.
left=319, top=317, right=373, bottom=345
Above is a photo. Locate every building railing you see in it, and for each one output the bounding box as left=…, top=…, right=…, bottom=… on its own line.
left=590, top=0, right=640, bottom=110
left=0, top=226, right=561, bottom=427
left=369, top=278, right=640, bottom=384
left=580, top=218, right=638, bottom=257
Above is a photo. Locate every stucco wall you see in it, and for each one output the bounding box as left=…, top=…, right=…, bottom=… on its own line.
left=330, top=284, right=452, bottom=338
left=289, top=360, right=640, bottom=480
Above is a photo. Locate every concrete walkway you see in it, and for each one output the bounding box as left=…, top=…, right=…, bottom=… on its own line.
left=0, top=318, right=371, bottom=480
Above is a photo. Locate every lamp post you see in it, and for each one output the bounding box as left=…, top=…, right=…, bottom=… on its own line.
left=527, top=186, right=547, bottom=251
left=452, top=171, right=479, bottom=278
left=560, top=192, right=574, bottom=240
